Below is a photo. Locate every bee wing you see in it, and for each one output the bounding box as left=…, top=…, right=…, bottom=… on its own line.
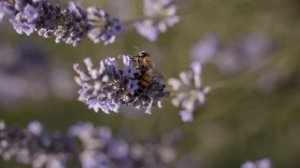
left=151, top=69, right=165, bottom=81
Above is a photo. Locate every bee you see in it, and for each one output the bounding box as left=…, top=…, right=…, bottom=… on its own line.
left=122, top=51, right=165, bottom=103
left=132, top=50, right=164, bottom=87
left=130, top=51, right=153, bottom=72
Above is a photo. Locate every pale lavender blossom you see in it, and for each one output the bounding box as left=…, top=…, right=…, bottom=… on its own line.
left=73, top=52, right=169, bottom=114
left=179, top=109, right=194, bottom=122
left=19, top=4, right=40, bottom=22
left=134, top=20, right=159, bottom=42
left=191, top=33, right=273, bottom=75
left=0, top=1, right=14, bottom=22
left=134, top=0, right=180, bottom=41
left=168, top=62, right=211, bottom=122
left=236, top=34, right=273, bottom=69
left=214, top=48, right=244, bottom=75
left=191, top=33, right=221, bottom=64
left=9, top=18, right=35, bottom=36
left=214, top=34, right=273, bottom=75
left=0, top=0, right=124, bottom=46
left=0, top=3, right=6, bottom=22
left=241, top=158, right=272, bottom=168
left=87, top=7, right=124, bottom=45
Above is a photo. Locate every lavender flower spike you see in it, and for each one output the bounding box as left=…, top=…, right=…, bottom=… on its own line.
left=168, top=62, right=211, bottom=122
left=241, top=158, right=272, bottom=168
left=0, top=120, right=77, bottom=168
left=0, top=0, right=124, bottom=46
left=0, top=120, right=182, bottom=168
left=134, top=0, right=180, bottom=41
left=73, top=52, right=169, bottom=114
left=87, top=7, right=124, bottom=45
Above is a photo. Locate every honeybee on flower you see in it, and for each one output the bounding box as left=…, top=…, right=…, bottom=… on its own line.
left=73, top=51, right=169, bottom=114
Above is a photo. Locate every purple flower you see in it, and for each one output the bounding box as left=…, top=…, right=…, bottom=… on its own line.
left=236, top=34, right=273, bottom=69
left=134, top=0, right=180, bottom=41
left=0, top=120, right=77, bottom=168
left=20, top=4, right=40, bottom=22
left=9, top=19, right=35, bottom=36
left=0, top=0, right=124, bottom=46
left=179, top=110, right=194, bottom=122
left=73, top=52, right=169, bottom=114
left=0, top=120, right=183, bottom=168
left=108, top=140, right=129, bottom=159
left=191, top=33, right=221, bottom=64
left=87, top=7, right=124, bottom=45
left=213, top=34, right=273, bottom=75
left=241, top=158, right=272, bottom=168
left=134, top=20, right=159, bottom=41
left=127, top=79, right=139, bottom=95
left=0, top=1, right=15, bottom=22
left=168, top=62, right=210, bottom=122
left=190, top=33, right=273, bottom=75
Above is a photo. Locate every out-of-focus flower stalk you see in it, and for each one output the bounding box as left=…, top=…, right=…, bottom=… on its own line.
left=134, top=0, right=180, bottom=41
left=0, top=120, right=182, bottom=168
left=241, top=158, right=272, bottom=168
left=0, top=0, right=124, bottom=46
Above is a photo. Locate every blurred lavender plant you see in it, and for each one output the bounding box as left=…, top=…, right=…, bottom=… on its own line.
left=73, top=52, right=169, bottom=114
left=0, top=0, right=182, bottom=45
left=191, top=33, right=273, bottom=75
left=0, top=39, right=49, bottom=105
left=241, top=158, right=272, bottom=168
left=134, top=0, right=180, bottom=41
left=0, top=39, right=75, bottom=105
left=0, top=0, right=124, bottom=46
left=215, top=34, right=273, bottom=75
left=176, top=33, right=274, bottom=121
left=70, top=122, right=181, bottom=168
left=255, top=67, right=284, bottom=94
left=0, top=120, right=182, bottom=168
left=0, top=120, right=77, bottom=168
left=168, top=62, right=211, bottom=122
left=190, top=33, right=221, bottom=64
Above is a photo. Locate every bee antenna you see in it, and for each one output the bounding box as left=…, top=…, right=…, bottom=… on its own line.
left=133, top=45, right=141, bottom=51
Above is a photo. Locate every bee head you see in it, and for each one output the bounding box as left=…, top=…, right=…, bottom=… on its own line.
left=138, top=51, right=150, bottom=58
